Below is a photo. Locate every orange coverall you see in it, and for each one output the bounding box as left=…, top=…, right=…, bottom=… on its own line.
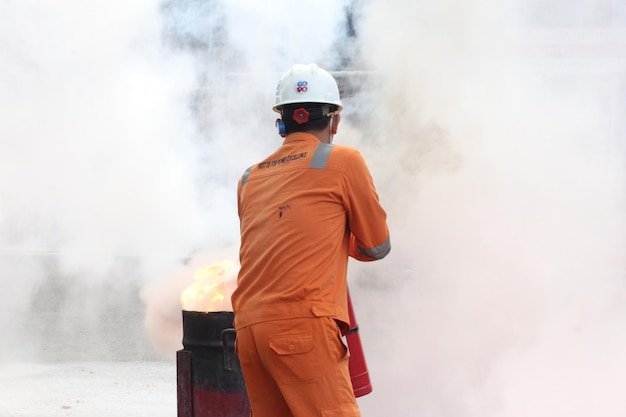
left=232, top=132, right=390, bottom=417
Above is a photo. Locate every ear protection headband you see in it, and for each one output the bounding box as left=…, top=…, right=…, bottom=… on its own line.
left=277, top=104, right=337, bottom=135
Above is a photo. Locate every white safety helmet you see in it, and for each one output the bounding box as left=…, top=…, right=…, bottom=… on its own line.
left=273, top=64, right=343, bottom=114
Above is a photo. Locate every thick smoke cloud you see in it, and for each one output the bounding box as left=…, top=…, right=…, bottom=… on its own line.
left=1, top=0, right=626, bottom=416
left=0, top=0, right=220, bottom=361
left=350, top=1, right=626, bottom=416
left=0, top=1, right=211, bottom=267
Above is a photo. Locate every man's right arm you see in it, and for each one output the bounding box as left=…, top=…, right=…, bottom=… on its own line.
left=343, top=150, right=391, bottom=262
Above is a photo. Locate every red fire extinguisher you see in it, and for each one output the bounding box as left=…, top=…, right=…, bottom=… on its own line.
left=346, top=289, right=373, bottom=397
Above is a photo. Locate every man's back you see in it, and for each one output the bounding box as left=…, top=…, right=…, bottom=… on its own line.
left=233, top=132, right=389, bottom=332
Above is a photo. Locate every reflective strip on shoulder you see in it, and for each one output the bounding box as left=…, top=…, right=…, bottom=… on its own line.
left=309, top=143, right=335, bottom=169
left=358, top=236, right=391, bottom=260
left=241, top=165, right=254, bottom=186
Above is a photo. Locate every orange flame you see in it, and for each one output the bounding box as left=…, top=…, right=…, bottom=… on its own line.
left=180, top=260, right=235, bottom=312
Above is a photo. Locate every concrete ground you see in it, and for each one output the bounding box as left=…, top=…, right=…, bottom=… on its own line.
left=0, top=361, right=176, bottom=417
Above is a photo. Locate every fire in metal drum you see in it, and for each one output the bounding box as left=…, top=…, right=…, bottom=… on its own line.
left=177, top=310, right=250, bottom=417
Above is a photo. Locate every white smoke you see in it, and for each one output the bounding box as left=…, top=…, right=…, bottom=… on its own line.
left=1, top=0, right=626, bottom=415
left=0, top=0, right=222, bottom=361
left=349, top=1, right=626, bottom=416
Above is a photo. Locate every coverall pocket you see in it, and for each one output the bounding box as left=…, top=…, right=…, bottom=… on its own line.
left=269, top=335, right=314, bottom=355
left=268, top=335, right=319, bottom=384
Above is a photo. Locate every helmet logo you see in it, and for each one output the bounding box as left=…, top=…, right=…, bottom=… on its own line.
left=293, top=108, right=310, bottom=125
left=296, top=81, right=308, bottom=93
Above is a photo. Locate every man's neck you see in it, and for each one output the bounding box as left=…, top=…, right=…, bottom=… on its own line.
left=310, top=128, right=332, bottom=144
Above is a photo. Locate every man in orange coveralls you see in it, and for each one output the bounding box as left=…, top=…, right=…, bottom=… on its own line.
left=232, top=64, right=390, bottom=417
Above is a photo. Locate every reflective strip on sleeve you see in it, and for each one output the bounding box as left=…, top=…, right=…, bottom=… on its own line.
left=358, top=237, right=391, bottom=259
left=241, top=165, right=254, bottom=186
left=309, top=143, right=335, bottom=169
